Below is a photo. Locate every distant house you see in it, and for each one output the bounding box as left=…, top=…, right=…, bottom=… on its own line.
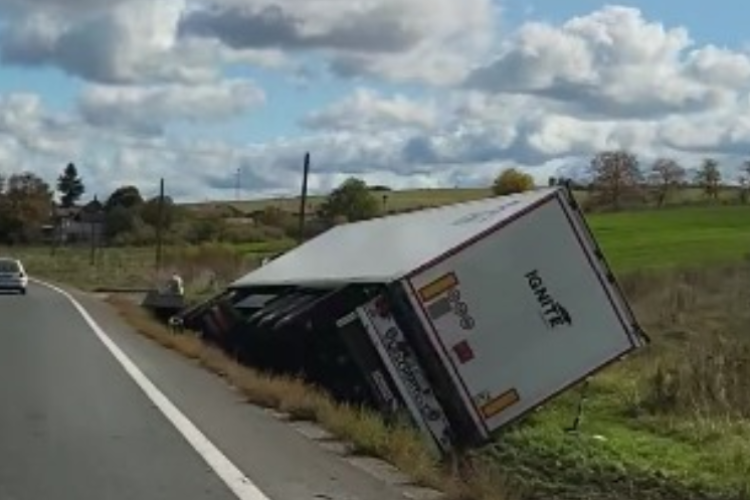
left=49, top=198, right=106, bottom=245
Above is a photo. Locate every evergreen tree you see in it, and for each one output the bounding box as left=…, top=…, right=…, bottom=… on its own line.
left=57, top=162, right=85, bottom=208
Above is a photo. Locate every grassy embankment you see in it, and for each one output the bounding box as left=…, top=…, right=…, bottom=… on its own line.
left=183, top=186, right=741, bottom=216
left=5, top=199, right=750, bottom=500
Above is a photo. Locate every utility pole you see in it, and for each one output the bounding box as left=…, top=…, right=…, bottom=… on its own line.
left=297, top=152, right=311, bottom=243
left=88, top=194, right=101, bottom=266
left=155, top=178, right=165, bottom=273
left=51, top=207, right=59, bottom=256
left=89, top=215, right=96, bottom=266
left=235, top=167, right=241, bottom=201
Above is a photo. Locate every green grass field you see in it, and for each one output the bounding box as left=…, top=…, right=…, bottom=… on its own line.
left=588, top=205, right=750, bottom=272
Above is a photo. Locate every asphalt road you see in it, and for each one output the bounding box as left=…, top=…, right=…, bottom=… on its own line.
left=0, top=283, right=414, bottom=500
left=0, top=283, right=240, bottom=500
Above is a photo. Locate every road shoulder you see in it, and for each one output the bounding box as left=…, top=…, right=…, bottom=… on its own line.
left=64, top=287, right=443, bottom=500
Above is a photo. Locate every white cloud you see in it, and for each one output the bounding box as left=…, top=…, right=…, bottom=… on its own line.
left=0, top=0, right=496, bottom=86
left=78, top=80, right=266, bottom=136
left=0, top=93, right=82, bottom=159
left=465, top=6, right=750, bottom=118
left=178, top=0, right=497, bottom=86
left=0, top=0, right=283, bottom=84
left=301, top=88, right=439, bottom=132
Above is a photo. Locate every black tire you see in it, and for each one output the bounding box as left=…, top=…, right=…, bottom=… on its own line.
left=19, top=288, right=26, bottom=295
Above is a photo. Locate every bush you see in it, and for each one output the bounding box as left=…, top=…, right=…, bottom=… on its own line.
left=492, top=168, right=535, bottom=196
left=221, top=224, right=285, bottom=244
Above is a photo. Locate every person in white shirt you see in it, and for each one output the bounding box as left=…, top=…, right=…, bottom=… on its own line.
left=168, top=273, right=184, bottom=296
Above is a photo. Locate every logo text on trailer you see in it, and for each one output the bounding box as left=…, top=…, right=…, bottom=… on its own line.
left=525, top=269, right=572, bottom=329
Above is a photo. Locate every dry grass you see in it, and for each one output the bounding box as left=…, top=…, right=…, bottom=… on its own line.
left=622, top=262, right=750, bottom=420
left=104, top=296, right=512, bottom=499
left=642, top=338, right=750, bottom=418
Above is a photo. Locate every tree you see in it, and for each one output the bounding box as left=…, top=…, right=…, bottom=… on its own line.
left=104, top=185, right=144, bottom=212
left=140, top=195, right=177, bottom=230
left=492, top=168, right=535, bottom=196
left=694, top=158, right=722, bottom=201
left=647, top=158, right=686, bottom=208
left=103, top=205, right=138, bottom=240
left=0, top=172, right=54, bottom=243
left=318, top=178, right=380, bottom=223
left=589, top=151, right=643, bottom=210
left=56, top=162, right=85, bottom=208
left=102, top=185, right=145, bottom=242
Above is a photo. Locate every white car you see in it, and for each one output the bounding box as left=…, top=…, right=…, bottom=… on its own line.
left=0, top=258, right=28, bottom=295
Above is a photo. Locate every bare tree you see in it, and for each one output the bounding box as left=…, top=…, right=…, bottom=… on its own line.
left=647, top=158, right=686, bottom=208
left=694, top=158, right=722, bottom=201
left=589, top=150, right=643, bottom=210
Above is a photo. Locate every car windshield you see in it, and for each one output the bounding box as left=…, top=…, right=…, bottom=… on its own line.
left=0, top=259, right=20, bottom=273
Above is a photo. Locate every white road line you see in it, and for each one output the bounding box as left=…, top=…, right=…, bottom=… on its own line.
left=32, top=279, right=271, bottom=500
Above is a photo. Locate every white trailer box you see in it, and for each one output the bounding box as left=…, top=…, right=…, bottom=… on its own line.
left=230, top=185, right=648, bottom=447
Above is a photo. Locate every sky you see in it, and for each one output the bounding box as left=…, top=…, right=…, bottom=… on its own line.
left=0, top=1, right=749, bottom=203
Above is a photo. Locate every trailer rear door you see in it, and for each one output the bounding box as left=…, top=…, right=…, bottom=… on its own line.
left=403, top=189, right=646, bottom=437
left=354, top=297, right=454, bottom=453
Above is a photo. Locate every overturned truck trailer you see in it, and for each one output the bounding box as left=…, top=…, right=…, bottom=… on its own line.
left=212, top=185, right=649, bottom=454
